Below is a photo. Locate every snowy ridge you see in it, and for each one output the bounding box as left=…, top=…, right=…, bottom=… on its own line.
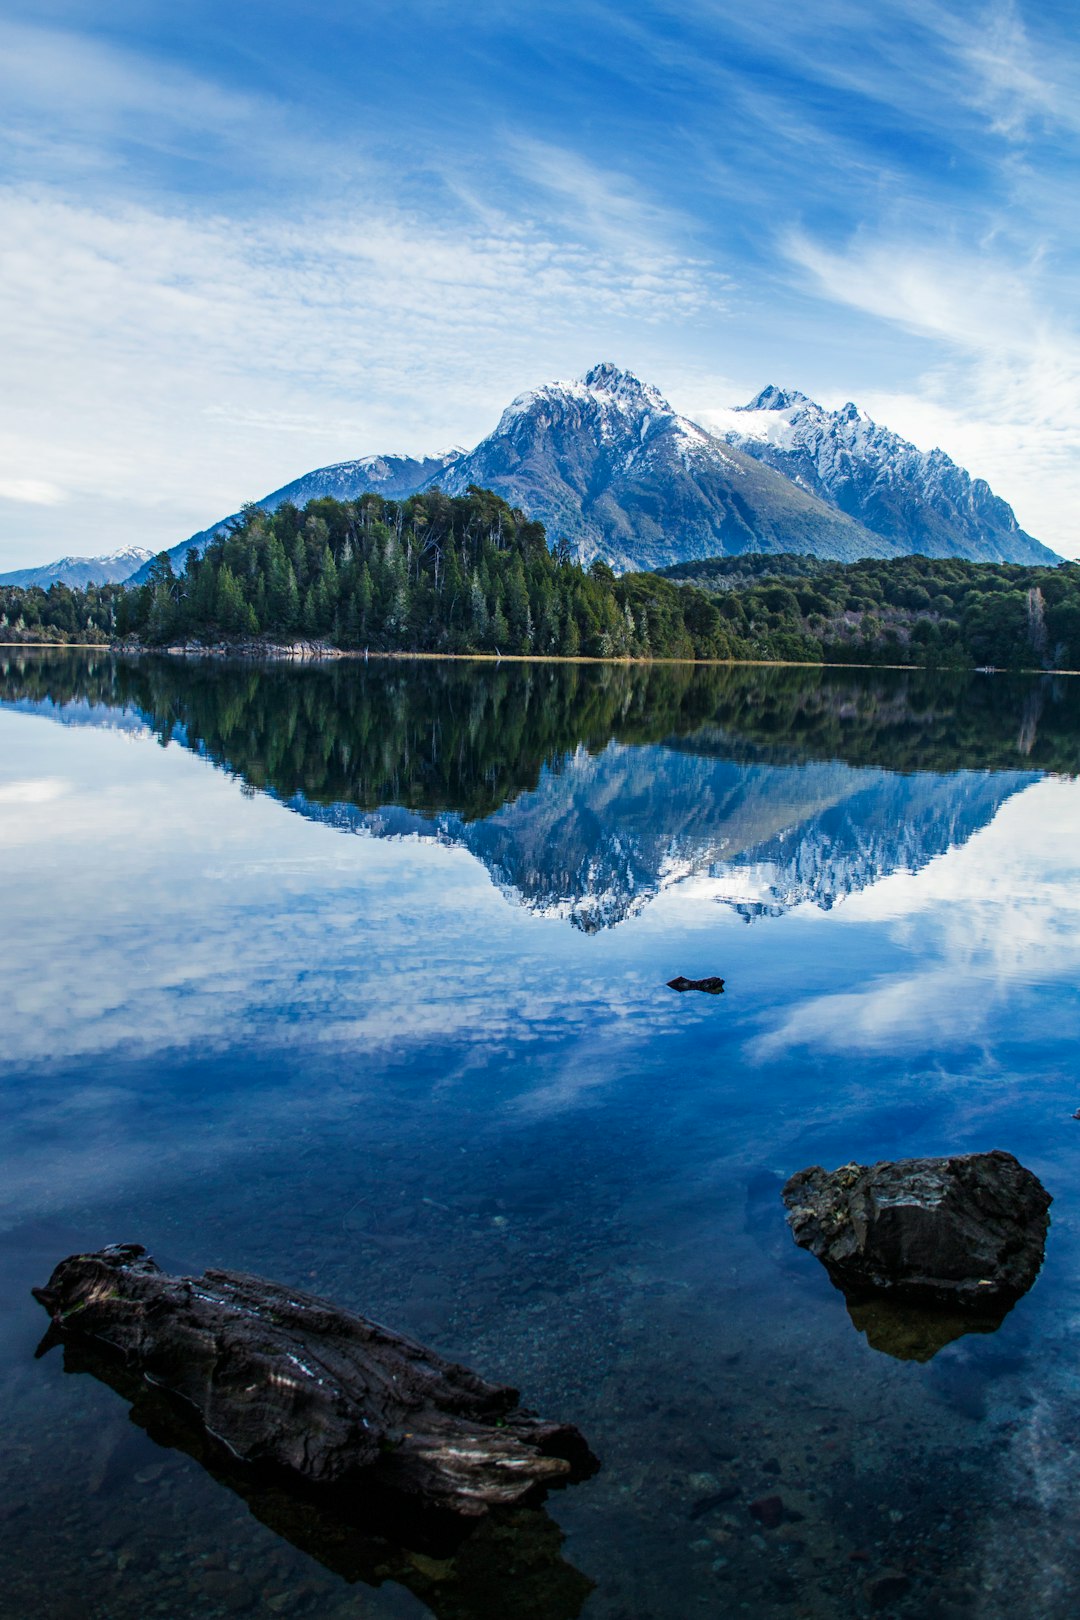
left=0, top=546, right=155, bottom=590
left=128, top=450, right=465, bottom=584
left=281, top=742, right=1034, bottom=931
left=436, top=362, right=880, bottom=570
left=710, top=388, right=1057, bottom=564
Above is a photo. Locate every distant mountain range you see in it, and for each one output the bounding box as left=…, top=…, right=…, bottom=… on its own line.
left=6, top=364, right=1057, bottom=589
left=0, top=545, right=154, bottom=590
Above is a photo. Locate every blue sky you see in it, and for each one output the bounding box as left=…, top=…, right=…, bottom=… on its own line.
left=1, top=0, right=1077, bottom=566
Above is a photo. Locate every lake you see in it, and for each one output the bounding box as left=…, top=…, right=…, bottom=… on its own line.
left=2, top=650, right=1080, bottom=1620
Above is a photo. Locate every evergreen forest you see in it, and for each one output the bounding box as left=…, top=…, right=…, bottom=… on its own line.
left=2, top=486, right=1079, bottom=670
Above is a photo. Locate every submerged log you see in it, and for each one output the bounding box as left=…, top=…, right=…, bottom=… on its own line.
left=43, top=1333, right=595, bottom=1620
left=782, top=1150, right=1051, bottom=1309
left=667, top=976, right=725, bottom=995
left=32, top=1244, right=596, bottom=1516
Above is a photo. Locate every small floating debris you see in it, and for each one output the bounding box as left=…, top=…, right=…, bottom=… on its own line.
left=33, top=1244, right=597, bottom=1516
left=667, top=976, right=725, bottom=995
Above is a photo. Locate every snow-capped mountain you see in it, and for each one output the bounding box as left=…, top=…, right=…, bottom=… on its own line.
left=431, top=362, right=889, bottom=570
left=709, top=387, right=1057, bottom=565
left=129, top=451, right=464, bottom=585
left=0, top=546, right=155, bottom=590
left=19, top=362, right=1056, bottom=589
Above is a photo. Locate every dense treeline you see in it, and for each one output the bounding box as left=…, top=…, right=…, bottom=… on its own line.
left=0, top=579, right=126, bottom=643
left=119, top=488, right=736, bottom=659
left=5, top=651, right=1079, bottom=785
left=662, top=552, right=1080, bottom=669
left=2, top=488, right=1079, bottom=669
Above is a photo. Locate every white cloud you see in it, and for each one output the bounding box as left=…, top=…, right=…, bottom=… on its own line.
left=0, top=181, right=719, bottom=566
left=0, top=478, right=66, bottom=506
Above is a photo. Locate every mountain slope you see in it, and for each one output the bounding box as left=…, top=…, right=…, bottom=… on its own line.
left=0, top=546, right=155, bottom=590
left=130, top=451, right=464, bottom=585
left=433, top=363, right=893, bottom=570
left=709, top=387, right=1057, bottom=565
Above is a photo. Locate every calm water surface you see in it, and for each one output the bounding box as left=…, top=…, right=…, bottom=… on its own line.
left=3, top=652, right=1080, bottom=1620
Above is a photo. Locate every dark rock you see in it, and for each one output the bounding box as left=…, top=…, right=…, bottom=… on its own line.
left=865, top=1571, right=912, bottom=1609
left=782, top=1151, right=1050, bottom=1309
left=749, top=1495, right=784, bottom=1529
left=32, top=1244, right=596, bottom=1517
left=667, top=976, right=725, bottom=995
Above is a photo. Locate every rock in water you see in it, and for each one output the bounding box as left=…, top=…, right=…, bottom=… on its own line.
left=667, top=976, right=725, bottom=995
left=32, top=1244, right=596, bottom=1515
left=781, top=1151, right=1050, bottom=1307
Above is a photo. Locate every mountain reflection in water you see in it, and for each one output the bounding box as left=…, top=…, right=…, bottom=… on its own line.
left=3, top=652, right=1075, bottom=929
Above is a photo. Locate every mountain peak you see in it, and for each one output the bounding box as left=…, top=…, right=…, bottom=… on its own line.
left=495, top=362, right=673, bottom=436
left=741, top=385, right=812, bottom=413
left=579, top=362, right=673, bottom=414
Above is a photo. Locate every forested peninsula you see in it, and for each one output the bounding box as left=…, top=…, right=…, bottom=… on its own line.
left=3, top=487, right=1079, bottom=669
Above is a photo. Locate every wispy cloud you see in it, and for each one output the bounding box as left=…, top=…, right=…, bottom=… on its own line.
left=947, top=0, right=1080, bottom=141
left=506, top=136, right=705, bottom=257
left=0, top=179, right=718, bottom=562
left=0, top=16, right=320, bottom=187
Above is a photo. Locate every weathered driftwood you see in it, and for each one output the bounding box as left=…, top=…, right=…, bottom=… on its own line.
left=666, top=976, right=725, bottom=995
left=32, top=1244, right=596, bottom=1516
left=41, top=1333, right=594, bottom=1620
left=782, top=1150, right=1051, bottom=1309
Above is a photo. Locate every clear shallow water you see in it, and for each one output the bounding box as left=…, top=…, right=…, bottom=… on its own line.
left=2, top=651, right=1080, bottom=1619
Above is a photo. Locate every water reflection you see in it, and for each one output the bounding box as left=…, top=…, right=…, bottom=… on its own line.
left=3, top=651, right=1075, bottom=931
left=844, top=1293, right=1017, bottom=1362
left=4, top=651, right=1080, bottom=1618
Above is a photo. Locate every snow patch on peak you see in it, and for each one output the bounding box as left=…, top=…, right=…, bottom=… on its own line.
left=494, top=364, right=674, bottom=437
left=741, top=385, right=813, bottom=413
left=580, top=361, right=673, bottom=414
left=582, top=362, right=667, bottom=411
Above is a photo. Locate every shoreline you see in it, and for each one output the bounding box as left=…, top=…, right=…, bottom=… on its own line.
left=3, top=640, right=1080, bottom=676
